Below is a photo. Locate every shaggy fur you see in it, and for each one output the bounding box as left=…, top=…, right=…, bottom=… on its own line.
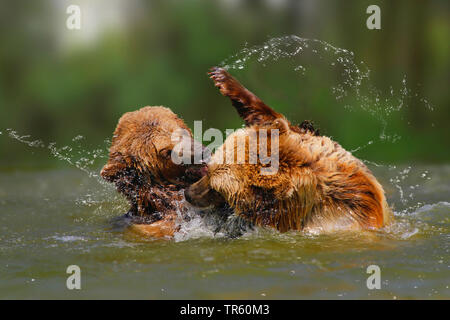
left=101, top=106, right=207, bottom=237
left=185, top=68, right=392, bottom=233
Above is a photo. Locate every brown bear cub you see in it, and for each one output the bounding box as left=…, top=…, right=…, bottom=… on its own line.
left=185, top=68, right=392, bottom=233
left=101, top=106, right=208, bottom=238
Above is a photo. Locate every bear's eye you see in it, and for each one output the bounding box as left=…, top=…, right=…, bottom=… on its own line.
left=160, top=148, right=173, bottom=159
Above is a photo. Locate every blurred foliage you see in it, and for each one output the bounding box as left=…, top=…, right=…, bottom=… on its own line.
left=0, top=0, right=449, bottom=169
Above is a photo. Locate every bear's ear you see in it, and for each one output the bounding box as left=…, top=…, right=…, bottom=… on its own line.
left=209, top=67, right=283, bottom=126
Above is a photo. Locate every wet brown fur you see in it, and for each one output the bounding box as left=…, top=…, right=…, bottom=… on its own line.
left=101, top=106, right=206, bottom=237
left=185, top=68, right=392, bottom=233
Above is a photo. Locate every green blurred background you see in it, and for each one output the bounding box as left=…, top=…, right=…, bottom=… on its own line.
left=0, top=0, right=448, bottom=169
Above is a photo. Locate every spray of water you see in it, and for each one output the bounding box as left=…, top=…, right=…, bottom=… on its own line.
left=3, top=128, right=126, bottom=219
left=221, top=35, right=433, bottom=142
left=5, top=128, right=108, bottom=180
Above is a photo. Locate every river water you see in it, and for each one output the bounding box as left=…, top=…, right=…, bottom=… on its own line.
left=0, top=165, right=448, bottom=299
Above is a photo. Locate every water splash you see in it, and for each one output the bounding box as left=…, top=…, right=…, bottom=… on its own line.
left=5, top=129, right=46, bottom=148
left=3, top=128, right=121, bottom=216
left=5, top=128, right=108, bottom=181
left=390, top=167, right=435, bottom=216
left=174, top=208, right=219, bottom=242
left=221, top=35, right=433, bottom=146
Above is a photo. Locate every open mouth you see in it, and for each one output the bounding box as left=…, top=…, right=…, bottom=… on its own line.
left=184, top=163, right=208, bottom=183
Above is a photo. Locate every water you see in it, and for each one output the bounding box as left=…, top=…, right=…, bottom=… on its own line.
left=0, top=166, right=448, bottom=299
left=0, top=36, right=448, bottom=299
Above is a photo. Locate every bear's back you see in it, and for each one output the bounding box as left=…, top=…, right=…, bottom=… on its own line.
left=291, top=133, right=391, bottom=231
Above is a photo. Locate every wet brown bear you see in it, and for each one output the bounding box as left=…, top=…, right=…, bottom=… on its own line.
left=101, top=106, right=207, bottom=238
left=185, top=68, right=392, bottom=233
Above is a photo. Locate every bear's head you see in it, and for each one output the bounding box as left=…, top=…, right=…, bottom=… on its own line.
left=101, top=106, right=208, bottom=217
